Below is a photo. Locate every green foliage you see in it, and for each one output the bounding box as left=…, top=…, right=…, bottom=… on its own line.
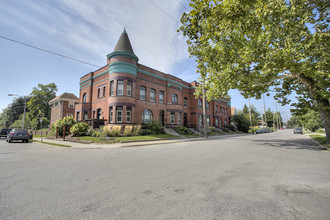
left=287, top=115, right=301, bottom=128
left=225, top=125, right=236, bottom=132
left=0, top=96, right=30, bottom=127
left=103, top=125, right=121, bottom=137
left=179, top=0, right=330, bottom=143
left=240, top=104, right=261, bottom=126
left=70, top=122, right=89, bottom=136
left=300, top=110, right=323, bottom=132
left=232, top=114, right=249, bottom=133
left=141, top=120, right=165, bottom=135
left=174, top=126, right=193, bottom=135
left=221, top=127, right=230, bottom=133
left=123, top=125, right=134, bottom=136
left=51, top=116, right=76, bottom=136
left=27, top=83, right=57, bottom=120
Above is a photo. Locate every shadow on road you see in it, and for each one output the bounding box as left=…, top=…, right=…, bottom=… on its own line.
left=253, top=138, right=322, bottom=151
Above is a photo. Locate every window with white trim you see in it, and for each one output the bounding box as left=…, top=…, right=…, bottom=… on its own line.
left=170, top=112, right=175, bottom=124
left=116, top=106, right=123, bottom=123
left=178, top=112, right=181, bottom=125
left=172, top=94, right=178, bottom=104
left=140, top=86, right=146, bottom=100
left=159, top=91, right=164, bottom=103
left=142, top=109, right=153, bottom=123
left=126, top=107, right=132, bottom=123
left=127, top=81, right=132, bottom=96
left=150, top=89, right=156, bottom=102
left=117, top=80, right=124, bottom=96
left=68, top=102, right=74, bottom=108
left=198, top=99, right=202, bottom=109
left=82, top=93, right=87, bottom=103
left=110, top=81, right=114, bottom=96
left=184, top=97, right=188, bottom=108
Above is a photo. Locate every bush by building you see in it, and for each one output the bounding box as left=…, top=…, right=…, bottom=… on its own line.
left=70, top=122, right=89, bottom=136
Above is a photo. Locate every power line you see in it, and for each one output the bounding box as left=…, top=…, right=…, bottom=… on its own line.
left=147, top=0, right=180, bottom=23
left=176, top=0, right=189, bottom=11
left=0, top=35, right=101, bottom=68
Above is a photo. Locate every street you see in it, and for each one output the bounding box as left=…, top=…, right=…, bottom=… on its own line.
left=0, top=130, right=329, bottom=220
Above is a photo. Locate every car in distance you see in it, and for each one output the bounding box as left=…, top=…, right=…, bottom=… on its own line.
left=0, top=128, right=12, bottom=138
left=6, top=129, right=31, bottom=143
left=293, top=127, right=303, bottom=134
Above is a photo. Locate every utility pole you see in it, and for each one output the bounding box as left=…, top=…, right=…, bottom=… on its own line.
left=263, top=93, right=267, bottom=127
left=202, top=82, right=208, bottom=138
left=248, top=98, right=253, bottom=133
left=260, top=105, right=264, bottom=127
left=276, top=102, right=279, bottom=130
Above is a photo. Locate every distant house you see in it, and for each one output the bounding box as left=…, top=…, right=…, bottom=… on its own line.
left=231, top=107, right=237, bottom=116
left=49, top=93, right=79, bottom=125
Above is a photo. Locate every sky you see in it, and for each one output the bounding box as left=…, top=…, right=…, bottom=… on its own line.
left=0, top=0, right=295, bottom=122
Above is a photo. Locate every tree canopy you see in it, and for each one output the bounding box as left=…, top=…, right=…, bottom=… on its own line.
left=179, top=0, right=330, bottom=143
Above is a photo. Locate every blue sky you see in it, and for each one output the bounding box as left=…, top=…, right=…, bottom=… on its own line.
left=0, top=0, right=294, bottom=122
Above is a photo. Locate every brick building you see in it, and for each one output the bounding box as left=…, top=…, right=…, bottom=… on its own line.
left=49, top=92, right=79, bottom=125
left=73, top=30, right=231, bottom=129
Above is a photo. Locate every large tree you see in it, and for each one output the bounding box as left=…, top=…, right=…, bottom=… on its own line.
left=179, top=0, right=330, bottom=143
left=27, top=83, right=57, bottom=120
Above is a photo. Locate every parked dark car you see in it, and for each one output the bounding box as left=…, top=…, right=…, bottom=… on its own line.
left=6, top=129, right=31, bottom=143
left=293, top=127, right=303, bottom=134
left=0, top=128, right=12, bottom=138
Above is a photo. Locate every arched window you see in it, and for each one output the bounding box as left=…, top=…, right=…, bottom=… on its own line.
left=172, top=94, right=178, bottom=104
left=184, top=97, right=188, bottom=108
left=142, top=109, right=153, bottom=123
left=82, top=93, right=87, bottom=103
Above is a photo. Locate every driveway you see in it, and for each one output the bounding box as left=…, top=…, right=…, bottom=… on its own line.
left=0, top=130, right=329, bottom=219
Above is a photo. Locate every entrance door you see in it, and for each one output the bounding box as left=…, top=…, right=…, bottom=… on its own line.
left=183, top=113, right=187, bottom=127
left=159, top=110, right=164, bottom=126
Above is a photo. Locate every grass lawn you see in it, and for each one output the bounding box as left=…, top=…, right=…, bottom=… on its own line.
left=77, top=134, right=179, bottom=143
left=32, top=140, right=72, bottom=147
left=309, top=135, right=329, bottom=149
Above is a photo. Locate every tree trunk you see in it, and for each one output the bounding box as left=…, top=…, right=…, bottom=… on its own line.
left=316, top=98, right=330, bottom=144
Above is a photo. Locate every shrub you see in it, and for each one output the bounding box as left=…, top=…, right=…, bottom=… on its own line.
left=138, top=129, right=154, bottom=135
left=222, top=127, right=230, bottom=132
left=132, top=125, right=142, bottom=136
left=232, top=114, right=249, bottom=133
left=174, top=127, right=193, bottom=135
left=70, top=122, right=89, bottom=136
left=225, top=124, right=236, bottom=132
left=208, top=126, right=216, bottom=132
left=141, top=120, right=164, bottom=134
left=103, top=125, right=121, bottom=137
left=51, top=116, right=76, bottom=136
left=91, top=130, right=102, bottom=137
left=123, top=125, right=134, bottom=136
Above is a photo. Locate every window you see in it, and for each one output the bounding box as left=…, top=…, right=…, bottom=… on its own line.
left=93, top=110, right=95, bottom=119
left=224, top=119, right=227, bottom=125
left=68, top=102, right=74, bottom=108
left=97, top=88, right=101, bottom=98
left=159, top=91, right=164, bottom=104
left=178, top=113, right=181, bottom=125
left=110, top=81, right=114, bottom=96
left=76, top=112, right=80, bottom=121
left=142, top=109, right=153, bottom=123
left=184, top=97, right=188, bottom=108
left=116, top=106, right=123, bottom=123
left=207, top=116, right=210, bottom=126
left=170, top=112, right=175, bottom=124
left=109, top=107, right=113, bottom=123
left=126, top=107, right=132, bottom=123
left=199, top=115, right=203, bottom=126
left=57, top=114, right=59, bottom=120
left=220, top=107, right=222, bottom=113
left=150, top=89, right=156, bottom=102
left=172, top=94, right=178, bottom=104
left=117, top=80, right=124, bottom=95
left=127, top=81, right=132, bottom=96
left=84, top=111, right=88, bottom=120
left=67, top=114, right=73, bottom=117
left=103, top=86, right=106, bottom=97
left=216, top=105, right=218, bottom=113
left=206, top=101, right=209, bottom=111
left=216, top=117, right=219, bottom=127
left=198, top=99, right=202, bottom=109
left=97, top=109, right=101, bottom=119
left=140, top=86, right=146, bottom=100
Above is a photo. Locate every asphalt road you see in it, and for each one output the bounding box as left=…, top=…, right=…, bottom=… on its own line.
left=0, top=130, right=329, bottom=220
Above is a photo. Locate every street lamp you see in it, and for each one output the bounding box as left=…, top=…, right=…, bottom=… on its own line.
left=8, top=94, right=27, bottom=129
